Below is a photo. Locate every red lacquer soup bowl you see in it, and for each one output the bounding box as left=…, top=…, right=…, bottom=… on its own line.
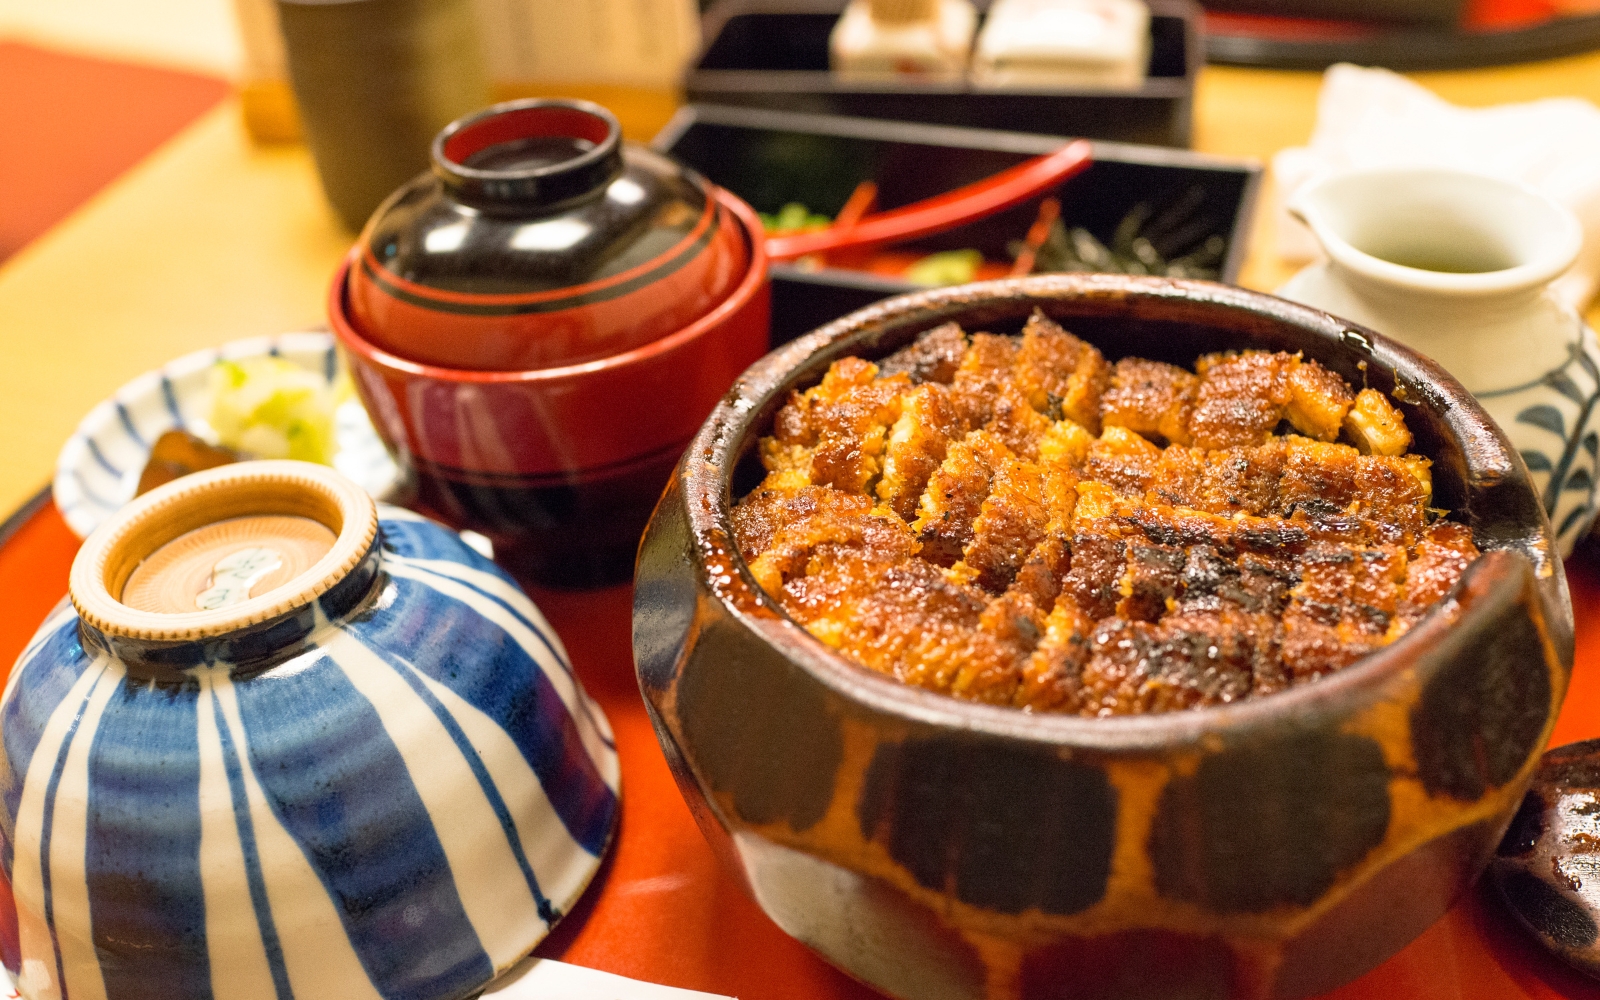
left=331, top=186, right=770, bottom=586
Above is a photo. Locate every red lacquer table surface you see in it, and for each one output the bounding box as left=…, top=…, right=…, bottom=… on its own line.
left=4, top=492, right=1600, bottom=1000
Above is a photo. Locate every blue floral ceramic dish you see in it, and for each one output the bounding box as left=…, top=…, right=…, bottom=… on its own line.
left=1, top=462, right=619, bottom=1000
left=53, top=332, right=400, bottom=540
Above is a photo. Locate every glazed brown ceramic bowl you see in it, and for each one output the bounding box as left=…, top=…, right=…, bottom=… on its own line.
left=632, top=274, right=1575, bottom=1000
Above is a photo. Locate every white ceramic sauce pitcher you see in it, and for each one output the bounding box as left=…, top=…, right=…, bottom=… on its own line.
left=1278, top=166, right=1600, bottom=555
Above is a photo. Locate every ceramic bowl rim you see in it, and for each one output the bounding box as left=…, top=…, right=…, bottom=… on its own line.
left=673, top=273, right=1564, bottom=752
left=330, top=188, right=769, bottom=385
left=431, top=97, right=622, bottom=191
left=1288, top=166, right=1584, bottom=298
left=68, top=459, right=379, bottom=643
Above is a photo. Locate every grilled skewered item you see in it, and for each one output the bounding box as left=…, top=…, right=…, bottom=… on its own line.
left=735, top=313, right=1477, bottom=716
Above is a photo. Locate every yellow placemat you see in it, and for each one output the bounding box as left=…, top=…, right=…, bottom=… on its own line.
left=12, top=52, right=1600, bottom=518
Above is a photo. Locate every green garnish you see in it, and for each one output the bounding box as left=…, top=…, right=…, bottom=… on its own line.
left=208, top=356, right=342, bottom=464
left=760, top=202, right=832, bottom=235
left=905, top=249, right=984, bottom=287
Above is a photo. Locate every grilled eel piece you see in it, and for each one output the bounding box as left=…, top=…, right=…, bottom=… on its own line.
left=733, top=314, right=1477, bottom=716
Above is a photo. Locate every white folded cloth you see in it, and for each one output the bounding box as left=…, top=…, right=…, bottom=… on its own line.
left=487, top=958, right=735, bottom=999
left=1273, top=63, right=1600, bottom=308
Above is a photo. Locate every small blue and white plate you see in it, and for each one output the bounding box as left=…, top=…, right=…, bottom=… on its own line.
left=54, top=332, right=401, bottom=540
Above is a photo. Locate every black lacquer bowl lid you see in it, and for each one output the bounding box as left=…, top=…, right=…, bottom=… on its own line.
left=347, top=99, right=750, bottom=372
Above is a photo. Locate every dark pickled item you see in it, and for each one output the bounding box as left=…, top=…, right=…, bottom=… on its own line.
left=732, top=312, right=1479, bottom=716
left=1490, top=739, right=1600, bottom=981
left=1013, top=186, right=1227, bottom=280
left=136, top=430, right=239, bottom=497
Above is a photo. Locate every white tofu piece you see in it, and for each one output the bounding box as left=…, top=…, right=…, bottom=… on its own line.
left=972, top=0, right=1150, bottom=90
left=830, top=0, right=978, bottom=81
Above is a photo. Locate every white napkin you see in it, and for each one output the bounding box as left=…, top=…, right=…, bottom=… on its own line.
left=485, top=958, right=735, bottom=999
left=1273, top=63, right=1600, bottom=308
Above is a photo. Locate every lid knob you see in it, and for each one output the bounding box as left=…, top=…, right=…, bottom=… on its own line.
left=431, top=99, right=624, bottom=208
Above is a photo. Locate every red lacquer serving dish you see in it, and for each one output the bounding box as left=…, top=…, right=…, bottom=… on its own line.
left=1, top=492, right=1600, bottom=996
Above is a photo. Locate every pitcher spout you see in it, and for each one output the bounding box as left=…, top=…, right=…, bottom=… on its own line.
left=1288, top=167, right=1581, bottom=300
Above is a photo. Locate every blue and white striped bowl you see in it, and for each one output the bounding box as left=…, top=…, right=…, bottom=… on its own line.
left=53, top=332, right=400, bottom=540
left=0, top=498, right=619, bottom=1000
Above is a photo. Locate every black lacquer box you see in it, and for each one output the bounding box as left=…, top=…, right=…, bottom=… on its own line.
left=687, top=0, right=1202, bottom=147
left=654, top=104, right=1262, bottom=347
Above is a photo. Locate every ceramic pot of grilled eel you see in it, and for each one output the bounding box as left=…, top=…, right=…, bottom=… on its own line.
left=632, top=274, right=1575, bottom=1000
